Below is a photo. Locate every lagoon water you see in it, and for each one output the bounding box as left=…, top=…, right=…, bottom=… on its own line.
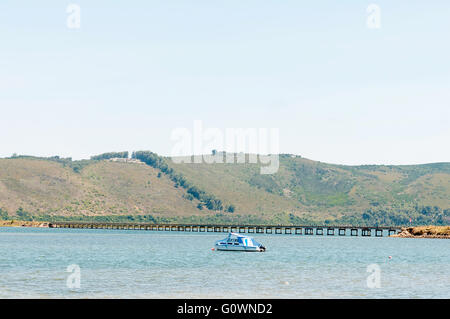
left=0, top=227, right=449, bottom=298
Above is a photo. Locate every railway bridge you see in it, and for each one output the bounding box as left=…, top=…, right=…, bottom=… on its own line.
left=49, top=222, right=402, bottom=237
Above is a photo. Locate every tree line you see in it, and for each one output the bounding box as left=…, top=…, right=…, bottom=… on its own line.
left=91, top=152, right=129, bottom=161
left=132, top=151, right=235, bottom=213
left=333, top=205, right=450, bottom=226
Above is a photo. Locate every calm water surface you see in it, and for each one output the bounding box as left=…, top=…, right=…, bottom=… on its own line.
left=0, top=227, right=449, bottom=298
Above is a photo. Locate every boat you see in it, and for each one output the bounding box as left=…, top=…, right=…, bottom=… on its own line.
left=214, top=232, right=266, bottom=252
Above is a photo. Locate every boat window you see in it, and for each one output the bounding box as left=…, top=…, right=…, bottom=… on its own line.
left=234, top=243, right=239, bottom=245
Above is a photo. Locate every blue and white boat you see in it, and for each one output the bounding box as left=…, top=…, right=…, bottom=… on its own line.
left=214, top=232, right=266, bottom=252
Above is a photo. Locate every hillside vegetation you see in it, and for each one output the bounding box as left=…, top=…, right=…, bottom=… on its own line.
left=0, top=152, right=449, bottom=226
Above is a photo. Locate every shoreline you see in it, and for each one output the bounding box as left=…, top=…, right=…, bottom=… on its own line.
left=0, top=220, right=49, bottom=228
left=2, top=220, right=449, bottom=239
left=390, top=226, right=450, bottom=239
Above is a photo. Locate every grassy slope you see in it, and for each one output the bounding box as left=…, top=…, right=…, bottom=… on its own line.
left=167, top=155, right=450, bottom=219
left=0, top=158, right=201, bottom=217
left=0, top=155, right=449, bottom=224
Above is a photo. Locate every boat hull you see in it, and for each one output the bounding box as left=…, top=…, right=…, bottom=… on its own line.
left=215, top=244, right=264, bottom=252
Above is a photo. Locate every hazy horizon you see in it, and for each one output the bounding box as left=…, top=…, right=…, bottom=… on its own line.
left=4, top=150, right=450, bottom=167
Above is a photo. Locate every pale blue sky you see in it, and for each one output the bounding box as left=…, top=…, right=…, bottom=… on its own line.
left=1, top=1, right=449, bottom=164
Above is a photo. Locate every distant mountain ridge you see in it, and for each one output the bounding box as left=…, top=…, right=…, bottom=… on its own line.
left=0, top=152, right=448, bottom=226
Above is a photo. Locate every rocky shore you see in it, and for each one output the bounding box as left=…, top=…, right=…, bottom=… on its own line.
left=390, top=226, right=450, bottom=239
left=0, top=220, right=49, bottom=227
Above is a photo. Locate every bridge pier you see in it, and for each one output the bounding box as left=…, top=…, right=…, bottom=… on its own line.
left=316, top=228, right=323, bottom=235
left=351, top=228, right=358, bottom=236
left=338, top=228, right=346, bottom=236
left=327, top=228, right=335, bottom=236
left=362, top=228, right=371, bottom=237
left=295, top=227, right=302, bottom=235
left=305, top=227, right=313, bottom=235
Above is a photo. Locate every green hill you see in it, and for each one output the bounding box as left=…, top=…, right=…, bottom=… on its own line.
left=0, top=152, right=449, bottom=226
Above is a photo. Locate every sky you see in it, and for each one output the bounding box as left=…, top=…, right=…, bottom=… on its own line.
left=0, top=1, right=449, bottom=165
